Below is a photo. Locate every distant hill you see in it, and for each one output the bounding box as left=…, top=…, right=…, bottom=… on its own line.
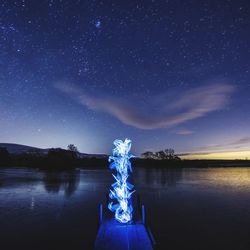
left=0, top=143, right=48, bottom=154
left=0, top=143, right=107, bottom=158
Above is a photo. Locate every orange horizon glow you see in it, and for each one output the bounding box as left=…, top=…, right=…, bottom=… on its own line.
left=180, top=150, right=250, bottom=160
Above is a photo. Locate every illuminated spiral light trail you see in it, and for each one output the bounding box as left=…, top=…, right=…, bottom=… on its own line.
left=108, top=138, right=135, bottom=223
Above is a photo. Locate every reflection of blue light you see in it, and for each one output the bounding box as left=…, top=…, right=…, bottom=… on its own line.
left=108, top=139, right=135, bottom=223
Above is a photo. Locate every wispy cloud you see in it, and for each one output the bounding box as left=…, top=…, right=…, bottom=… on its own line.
left=178, top=137, right=250, bottom=158
left=175, top=129, right=194, bottom=135
left=54, top=81, right=234, bottom=130
left=199, top=137, right=250, bottom=151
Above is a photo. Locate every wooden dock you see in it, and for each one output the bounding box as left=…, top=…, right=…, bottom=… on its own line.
left=94, top=219, right=154, bottom=250
left=94, top=204, right=156, bottom=250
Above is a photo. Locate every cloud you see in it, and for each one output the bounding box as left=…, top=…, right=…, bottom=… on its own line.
left=199, top=137, right=250, bottom=151
left=229, top=137, right=250, bottom=146
left=54, top=81, right=234, bottom=130
left=178, top=152, right=210, bottom=156
left=175, top=129, right=194, bottom=135
left=178, top=137, right=250, bottom=157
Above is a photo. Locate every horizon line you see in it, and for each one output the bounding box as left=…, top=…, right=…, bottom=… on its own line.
left=1, top=142, right=250, bottom=160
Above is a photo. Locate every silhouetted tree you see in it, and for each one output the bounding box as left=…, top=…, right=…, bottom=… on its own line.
left=47, top=148, right=77, bottom=168
left=141, top=148, right=180, bottom=160
left=0, top=147, right=10, bottom=165
left=141, top=151, right=156, bottom=159
left=67, top=144, right=78, bottom=152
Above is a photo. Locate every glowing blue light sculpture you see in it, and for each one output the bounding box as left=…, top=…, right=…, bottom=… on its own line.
left=108, top=138, right=135, bottom=223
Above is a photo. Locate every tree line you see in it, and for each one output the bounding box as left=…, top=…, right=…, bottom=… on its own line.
left=141, top=148, right=180, bottom=160
left=0, top=144, right=106, bottom=169
left=0, top=145, right=182, bottom=169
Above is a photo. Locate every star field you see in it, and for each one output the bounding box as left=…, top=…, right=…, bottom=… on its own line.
left=0, top=0, right=250, bottom=157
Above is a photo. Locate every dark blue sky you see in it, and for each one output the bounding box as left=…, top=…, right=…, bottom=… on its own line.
left=0, top=0, right=250, bottom=158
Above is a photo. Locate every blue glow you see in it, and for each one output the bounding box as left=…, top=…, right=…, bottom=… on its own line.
left=108, top=138, right=135, bottom=223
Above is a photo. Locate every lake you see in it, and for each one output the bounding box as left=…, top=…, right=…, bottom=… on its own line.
left=0, top=167, right=250, bottom=250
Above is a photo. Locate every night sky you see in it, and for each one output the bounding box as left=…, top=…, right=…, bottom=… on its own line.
left=1, top=0, right=250, bottom=158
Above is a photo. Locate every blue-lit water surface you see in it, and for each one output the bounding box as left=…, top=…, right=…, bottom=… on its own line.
left=0, top=167, right=250, bottom=250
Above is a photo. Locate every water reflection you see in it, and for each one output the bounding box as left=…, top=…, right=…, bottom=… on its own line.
left=135, top=168, right=183, bottom=187
left=0, top=168, right=81, bottom=197
left=0, top=167, right=250, bottom=250
left=43, top=170, right=80, bottom=196
left=0, top=167, right=44, bottom=188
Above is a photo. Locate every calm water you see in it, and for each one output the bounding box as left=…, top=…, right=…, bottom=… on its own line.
left=0, top=167, right=250, bottom=250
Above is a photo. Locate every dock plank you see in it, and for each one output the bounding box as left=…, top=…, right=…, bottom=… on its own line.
left=95, top=219, right=153, bottom=250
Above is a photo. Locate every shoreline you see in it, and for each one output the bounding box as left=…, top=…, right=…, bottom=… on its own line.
left=1, top=158, right=250, bottom=170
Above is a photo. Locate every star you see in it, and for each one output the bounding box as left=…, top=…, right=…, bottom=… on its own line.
left=0, top=0, right=248, bottom=157
left=95, top=20, right=101, bottom=29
